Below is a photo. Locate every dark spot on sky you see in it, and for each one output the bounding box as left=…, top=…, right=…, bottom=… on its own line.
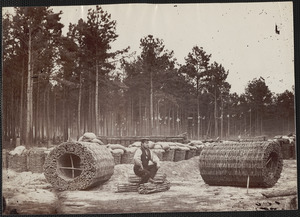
left=174, top=5, right=177, bottom=7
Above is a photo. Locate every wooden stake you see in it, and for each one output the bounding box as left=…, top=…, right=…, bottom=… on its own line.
left=247, top=175, right=250, bottom=194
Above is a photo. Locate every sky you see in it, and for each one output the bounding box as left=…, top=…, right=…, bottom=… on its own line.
left=3, top=2, right=295, bottom=95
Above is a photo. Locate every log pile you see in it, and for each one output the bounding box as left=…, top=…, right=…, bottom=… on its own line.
left=44, top=141, right=114, bottom=191
left=199, top=141, right=283, bottom=188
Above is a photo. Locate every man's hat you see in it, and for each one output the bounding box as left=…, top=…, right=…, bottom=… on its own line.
left=141, top=138, right=149, bottom=143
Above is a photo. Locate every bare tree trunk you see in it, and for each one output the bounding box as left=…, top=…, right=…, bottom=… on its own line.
left=53, top=91, right=56, bottom=142
left=88, top=72, right=92, bottom=132
left=20, top=58, right=25, bottom=145
left=47, top=88, right=50, bottom=141
left=150, top=70, right=153, bottom=136
left=95, top=60, right=99, bottom=135
left=25, top=28, right=33, bottom=147
left=77, top=71, right=82, bottom=139
left=196, top=77, right=200, bottom=140
left=139, top=94, right=142, bottom=136
left=34, top=67, right=39, bottom=144
left=221, top=97, right=223, bottom=140
left=214, top=89, right=218, bottom=137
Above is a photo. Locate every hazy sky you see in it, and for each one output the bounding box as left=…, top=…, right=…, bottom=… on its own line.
left=4, top=2, right=294, bottom=94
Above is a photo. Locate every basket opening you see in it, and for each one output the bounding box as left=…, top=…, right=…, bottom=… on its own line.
left=57, top=153, right=83, bottom=179
left=265, top=152, right=279, bottom=179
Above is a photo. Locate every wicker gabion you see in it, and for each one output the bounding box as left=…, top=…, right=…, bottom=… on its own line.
left=7, top=146, right=28, bottom=172
left=44, top=141, right=114, bottom=191
left=2, top=149, right=8, bottom=169
left=162, top=148, right=175, bottom=161
left=199, top=141, right=283, bottom=188
left=27, top=148, right=46, bottom=173
left=121, top=147, right=137, bottom=164
left=174, top=148, right=188, bottom=162
left=185, top=147, right=196, bottom=160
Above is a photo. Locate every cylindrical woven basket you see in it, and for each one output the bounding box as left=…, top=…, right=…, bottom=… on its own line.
left=44, top=141, right=114, bottom=191
left=185, top=149, right=196, bottom=160
left=162, top=149, right=175, bottom=161
left=195, top=145, right=205, bottom=156
left=121, top=147, right=137, bottom=164
left=8, top=153, right=27, bottom=172
left=199, top=141, right=283, bottom=188
left=2, top=149, right=8, bottom=169
left=112, top=152, right=122, bottom=165
left=174, top=148, right=187, bottom=162
left=27, top=148, right=46, bottom=173
left=152, top=149, right=164, bottom=161
left=121, top=152, right=134, bottom=164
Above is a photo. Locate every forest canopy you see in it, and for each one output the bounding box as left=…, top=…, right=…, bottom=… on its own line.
left=2, top=6, right=295, bottom=147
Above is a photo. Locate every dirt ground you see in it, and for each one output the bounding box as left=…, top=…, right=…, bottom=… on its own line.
left=2, top=157, right=298, bottom=215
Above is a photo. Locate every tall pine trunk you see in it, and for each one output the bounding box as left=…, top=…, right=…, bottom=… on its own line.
left=77, top=70, right=82, bottom=139
left=150, top=70, right=153, bottom=136
left=25, top=28, right=33, bottom=147
left=19, top=58, right=25, bottom=145
left=95, top=60, right=99, bottom=135
left=214, top=89, right=218, bottom=137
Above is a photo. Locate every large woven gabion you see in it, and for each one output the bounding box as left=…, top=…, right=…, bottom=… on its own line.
left=44, top=141, right=114, bottom=191
left=199, top=141, right=283, bottom=188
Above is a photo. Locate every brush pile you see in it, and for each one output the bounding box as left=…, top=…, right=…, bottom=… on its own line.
left=138, top=180, right=171, bottom=194
left=199, top=141, right=283, bottom=188
left=44, top=141, right=114, bottom=191
left=116, top=171, right=169, bottom=193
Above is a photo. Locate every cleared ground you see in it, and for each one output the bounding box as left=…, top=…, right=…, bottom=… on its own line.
left=2, top=157, right=298, bottom=215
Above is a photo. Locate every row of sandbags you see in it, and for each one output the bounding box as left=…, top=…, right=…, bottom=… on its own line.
left=107, top=141, right=206, bottom=165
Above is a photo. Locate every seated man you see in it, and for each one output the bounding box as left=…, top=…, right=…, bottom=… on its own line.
left=133, top=138, right=160, bottom=184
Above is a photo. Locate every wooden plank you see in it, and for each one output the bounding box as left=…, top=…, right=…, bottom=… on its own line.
left=262, top=188, right=297, bottom=198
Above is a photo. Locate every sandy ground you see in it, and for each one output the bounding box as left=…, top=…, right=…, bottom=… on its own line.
left=2, top=157, right=298, bottom=215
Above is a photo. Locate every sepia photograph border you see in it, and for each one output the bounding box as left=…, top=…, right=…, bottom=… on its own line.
left=1, top=0, right=299, bottom=217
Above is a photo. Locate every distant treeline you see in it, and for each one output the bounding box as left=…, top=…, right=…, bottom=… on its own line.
left=2, top=6, right=295, bottom=147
